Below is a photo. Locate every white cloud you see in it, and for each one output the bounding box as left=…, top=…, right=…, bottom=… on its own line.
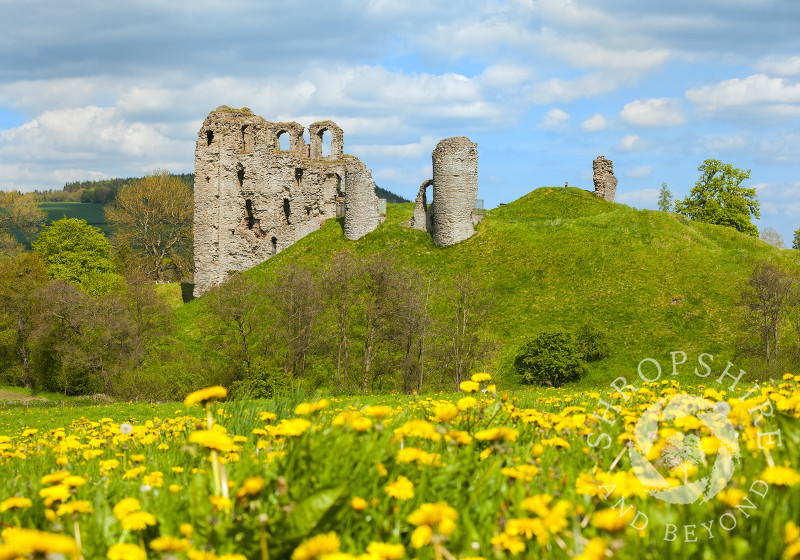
left=581, top=113, right=606, bottom=132
left=686, top=74, right=800, bottom=109
left=479, top=64, right=533, bottom=87
left=349, top=135, right=438, bottom=158
left=616, top=188, right=659, bottom=208
left=626, top=165, right=653, bottom=178
left=529, top=72, right=625, bottom=104
left=618, top=134, right=643, bottom=150
left=538, top=108, right=569, bottom=130
left=755, top=56, right=800, bottom=76
left=620, top=98, right=686, bottom=126
left=538, top=28, right=671, bottom=72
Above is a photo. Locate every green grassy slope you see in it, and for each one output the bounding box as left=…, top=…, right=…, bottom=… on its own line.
left=174, top=187, right=798, bottom=389
left=39, top=202, right=110, bottom=236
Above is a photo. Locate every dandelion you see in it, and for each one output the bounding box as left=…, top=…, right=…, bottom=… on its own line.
left=119, top=423, right=133, bottom=435
left=1, top=527, right=79, bottom=557
left=474, top=427, right=518, bottom=443
left=184, top=386, right=228, bottom=408
left=56, top=501, right=93, bottom=517
left=433, top=402, right=459, bottom=423
left=384, top=476, right=415, bottom=500
left=407, top=502, right=458, bottom=535
left=294, top=399, right=330, bottom=415
left=459, top=381, right=480, bottom=393
left=121, top=511, right=157, bottom=531
left=107, top=542, right=147, bottom=560
left=760, top=466, right=800, bottom=487
left=366, top=541, right=405, bottom=559
left=273, top=418, right=312, bottom=437
left=351, top=496, right=367, bottom=511
left=0, top=497, right=32, bottom=513
left=591, top=507, right=635, bottom=532
left=364, top=405, right=392, bottom=419
left=471, top=372, right=491, bottom=383
left=291, top=532, right=340, bottom=560
left=150, top=537, right=191, bottom=553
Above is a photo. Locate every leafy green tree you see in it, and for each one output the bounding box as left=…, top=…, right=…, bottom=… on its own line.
left=105, top=170, right=193, bottom=281
left=793, top=227, right=800, bottom=250
left=33, top=218, right=121, bottom=296
left=0, top=190, right=47, bottom=254
left=674, top=159, right=759, bottom=236
left=514, top=328, right=586, bottom=387
left=657, top=182, right=673, bottom=212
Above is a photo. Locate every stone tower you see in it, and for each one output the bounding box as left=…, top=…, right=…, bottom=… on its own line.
left=593, top=155, right=618, bottom=202
left=411, top=136, right=479, bottom=246
left=193, top=106, right=383, bottom=296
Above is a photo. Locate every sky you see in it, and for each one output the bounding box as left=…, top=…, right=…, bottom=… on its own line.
left=1, top=0, right=798, bottom=244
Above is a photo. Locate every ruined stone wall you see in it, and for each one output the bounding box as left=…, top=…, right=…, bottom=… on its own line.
left=343, top=158, right=382, bottom=240
left=430, top=137, right=478, bottom=246
left=593, top=155, right=617, bottom=202
left=412, top=179, right=433, bottom=232
left=193, top=106, right=380, bottom=296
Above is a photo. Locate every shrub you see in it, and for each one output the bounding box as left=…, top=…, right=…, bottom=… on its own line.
left=231, top=357, right=296, bottom=399
left=575, top=322, right=611, bottom=362
left=514, top=328, right=587, bottom=387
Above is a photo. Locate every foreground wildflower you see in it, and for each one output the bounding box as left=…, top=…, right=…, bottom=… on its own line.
left=0, top=497, right=32, bottom=512
left=185, top=386, right=228, bottom=408
left=292, top=532, right=340, bottom=560
left=295, top=399, right=330, bottom=415
left=107, top=542, right=147, bottom=560
left=385, top=476, right=415, bottom=500
left=407, top=502, right=458, bottom=548
left=1, top=527, right=79, bottom=557
left=189, top=430, right=236, bottom=452
left=366, top=541, right=405, bottom=559
left=112, top=498, right=141, bottom=520
left=150, top=536, right=191, bottom=553
left=121, top=511, right=157, bottom=531
left=760, top=466, right=800, bottom=487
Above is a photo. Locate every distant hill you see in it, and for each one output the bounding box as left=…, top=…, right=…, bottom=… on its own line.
left=173, top=186, right=798, bottom=389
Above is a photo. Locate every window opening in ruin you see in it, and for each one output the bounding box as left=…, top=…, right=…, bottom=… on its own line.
left=295, top=168, right=303, bottom=186
left=241, top=125, right=251, bottom=152
left=424, top=183, right=432, bottom=212
left=206, top=130, right=214, bottom=145
left=245, top=199, right=255, bottom=229
left=305, top=206, right=311, bottom=215
left=271, top=236, right=277, bottom=257
left=237, top=167, right=245, bottom=188
left=319, top=130, right=332, bottom=157
left=278, top=131, right=290, bottom=151
left=283, top=198, right=292, bottom=224
left=336, top=174, right=343, bottom=196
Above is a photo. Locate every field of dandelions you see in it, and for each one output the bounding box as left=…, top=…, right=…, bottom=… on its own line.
left=1, top=372, right=800, bottom=560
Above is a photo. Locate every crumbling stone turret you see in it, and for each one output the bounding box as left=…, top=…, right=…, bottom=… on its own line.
left=593, top=155, right=617, bottom=202
left=193, top=106, right=383, bottom=296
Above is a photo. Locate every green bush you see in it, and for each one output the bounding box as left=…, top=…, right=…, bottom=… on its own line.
left=514, top=328, right=587, bottom=386
left=231, top=357, right=297, bottom=399
left=575, top=322, right=611, bottom=362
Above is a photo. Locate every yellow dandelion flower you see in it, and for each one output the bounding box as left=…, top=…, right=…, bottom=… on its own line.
left=121, top=511, right=157, bottom=531
left=366, top=541, right=405, bottom=559
left=237, top=476, right=264, bottom=498
left=122, top=466, right=146, bottom=480
left=169, top=484, right=183, bottom=493
left=364, top=405, right=392, bottom=419
left=351, top=496, right=368, bottom=511
left=457, top=397, right=477, bottom=410
left=459, top=380, right=480, bottom=393
left=501, top=464, right=541, bottom=481
left=273, top=418, right=312, bottom=437
left=575, top=538, right=608, bottom=560
left=209, top=496, right=232, bottom=512
left=184, top=386, right=228, bottom=407
left=39, top=484, right=70, bottom=505
left=56, top=500, right=93, bottom=517
left=189, top=430, right=235, bottom=452
left=294, top=399, right=330, bottom=415
left=407, top=502, right=458, bottom=535
left=490, top=532, right=525, bottom=554
left=150, top=537, right=191, bottom=553
left=471, top=372, right=492, bottom=383
left=445, top=430, right=473, bottom=445
left=187, top=549, right=219, bottom=560
left=591, top=507, right=635, bottom=532
left=716, top=488, right=746, bottom=508
left=0, top=497, right=32, bottom=512
left=384, top=476, right=415, bottom=500
left=100, top=459, right=119, bottom=472
left=433, top=402, right=459, bottom=423
left=259, top=411, right=277, bottom=421
left=114, top=500, right=143, bottom=523
left=40, top=471, right=70, bottom=485
left=760, top=466, right=800, bottom=486
left=0, top=527, right=78, bottom=557
left=410, top=525, right=433, bottom=549
left=219, top=555, right=248, bottom=560
left=541, top=437, right=570, bottom=449
left=180, top=523, right=194, bottom=538
left=107, top=542, right=147, bottom=560
left=474, top=427, right=518, bottom=442
left=292, top=532, right=340, bottom=560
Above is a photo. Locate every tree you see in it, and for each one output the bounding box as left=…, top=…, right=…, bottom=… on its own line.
left=739, top=261, right=796, bottom=366
left=33, top=218, right=121, bottom=296
left=514, top=328, right=587, bottom=386
left=657, top=182, right=673, bottom=213
left=0, top=190, right=47, bottom=253
left=674, top=159, right=760, bottom=236
left=760, top=226, right=785, bottom=249
left=793, top=227, right=800, bottom=250
left=105, top=170, right=193, bottom=281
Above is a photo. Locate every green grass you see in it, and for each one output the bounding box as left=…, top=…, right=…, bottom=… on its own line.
left=39, top=202, right=111, bottom=236
left=172, top=187, right=798, bottom=390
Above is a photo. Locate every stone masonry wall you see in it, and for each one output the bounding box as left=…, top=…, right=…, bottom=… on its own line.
left=344, top=158, right=382, bottom=240
left=593, top=155, right=617, bottom=202
left=430, top=137, right=478, bottom=246
left=193, top=106, right=382, bottom=296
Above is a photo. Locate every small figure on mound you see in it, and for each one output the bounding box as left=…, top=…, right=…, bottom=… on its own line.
left=564, top=181, right=569, bottom=188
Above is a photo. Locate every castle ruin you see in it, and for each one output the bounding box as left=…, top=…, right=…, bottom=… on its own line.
left=593, top=155, right=617, bottom=202
left=411, top=136, right=479, bottom=246
left=193, top=106, right=382, bottom=296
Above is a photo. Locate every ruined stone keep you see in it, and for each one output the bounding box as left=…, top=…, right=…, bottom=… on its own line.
left=593, top=155, right=617, bottom=202
left=193, top=106, right=383, bottom=296
left=412, top=136, right=479, bottom=247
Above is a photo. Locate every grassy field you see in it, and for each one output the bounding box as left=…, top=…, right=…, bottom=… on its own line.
left=173, top=187, right=798, bottom=390
left=0, top=375, right=798, bottom=559
left=39, top=202, right=110, bottom=236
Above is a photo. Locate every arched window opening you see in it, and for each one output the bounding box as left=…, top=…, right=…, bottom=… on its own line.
left=424, top=182, right=432, bottom=212
left=283, top=198, right=292, bottom=224
left=278, top=131, right=290, bottom=151
left=295, top=168, right=303, bottom=186
left=206, top=130, right=214, bottom=145
left=271, top=236, right=278, bottom=257
left=245, top=199, right=255, bottom=229
left=320, top=130, right=332, bottom=157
